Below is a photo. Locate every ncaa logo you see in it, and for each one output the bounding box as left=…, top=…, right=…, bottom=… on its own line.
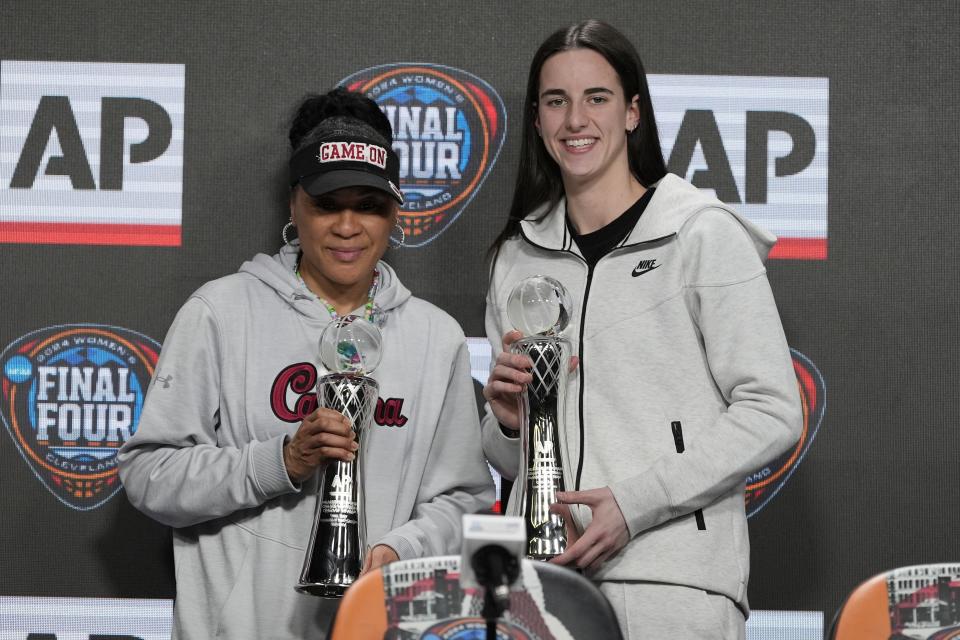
left=0, top=324, right=159, bottom=510
left=340, top=64, right=507, bottom=246
left=419, top=619, right=536, bottom=640
left=745, top=348, right=826, bottom=517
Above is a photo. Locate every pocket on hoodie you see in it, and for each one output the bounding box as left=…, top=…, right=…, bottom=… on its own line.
left=670, top=420, right=706, bottom=531
left=697, top=589, right=745, bottom=639
left=215, top=531, right=329, bottom=638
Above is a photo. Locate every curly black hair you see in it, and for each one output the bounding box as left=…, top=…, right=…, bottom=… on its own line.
left=288, top=87, right=393, bottom=151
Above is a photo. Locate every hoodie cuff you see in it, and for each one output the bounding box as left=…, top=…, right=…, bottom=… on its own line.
left=498, top=423, right=520, bottom=438
left=375, top=532, right=421, bottom=562
left=480, top=412, right=521, bottom=480
left=610, top=470, right=674, bottom=538
left=251, top=434, right=299, bottom=499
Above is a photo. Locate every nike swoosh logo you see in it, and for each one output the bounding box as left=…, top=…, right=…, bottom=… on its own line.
left=632, top=264, right=660, bottom=277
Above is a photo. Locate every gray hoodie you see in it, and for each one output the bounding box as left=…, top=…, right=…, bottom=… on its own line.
left=119, top=246, right=494, bottom=639
left=482, top=173, right=802, bottom=614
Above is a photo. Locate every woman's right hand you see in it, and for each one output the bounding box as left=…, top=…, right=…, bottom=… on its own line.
left=482, top=330, right=534, bottom=432
left=283, top=408, right=358, bottom=483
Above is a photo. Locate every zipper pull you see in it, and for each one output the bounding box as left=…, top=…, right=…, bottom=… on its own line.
left=671, top=420, right=685, bottom=453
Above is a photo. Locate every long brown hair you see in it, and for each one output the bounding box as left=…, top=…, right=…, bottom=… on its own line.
left=489, top=20, right=667, bottom=261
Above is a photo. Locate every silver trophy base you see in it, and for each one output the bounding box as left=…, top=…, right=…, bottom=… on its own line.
left=528, top=518, right=567, bottom=560
left=295, top=580, right=352, bottom=599
left=528, top=544, right=566, bottom=561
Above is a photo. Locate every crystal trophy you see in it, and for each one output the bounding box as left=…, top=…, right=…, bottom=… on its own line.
left=507, top=275, right=574, bottom=560
left=296, top=315, right=381, bottom=597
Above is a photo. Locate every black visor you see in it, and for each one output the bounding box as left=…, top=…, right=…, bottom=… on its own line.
left=290, top=137, right=403, bottom=204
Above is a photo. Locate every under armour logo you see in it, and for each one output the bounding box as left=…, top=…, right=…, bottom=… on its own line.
left=156, top=374, right=173, bottom=389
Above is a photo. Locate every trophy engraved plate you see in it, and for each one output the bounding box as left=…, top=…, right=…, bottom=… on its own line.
left=297, top=317, right=381, bottom=598
left=507, top=276, right=574, bottom=560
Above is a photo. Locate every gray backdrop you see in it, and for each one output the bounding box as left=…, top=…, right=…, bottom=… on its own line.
left=1, top=0, right=958, bottom=634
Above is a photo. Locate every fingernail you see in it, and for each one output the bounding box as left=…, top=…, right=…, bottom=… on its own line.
left=351, top=442, right=359, bottom=451
left=348, top=453, right=355, bottom=460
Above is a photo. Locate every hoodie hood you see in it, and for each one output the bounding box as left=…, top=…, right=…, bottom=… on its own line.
left=237, top=241, right=412, bottom=323
left=519, top=172, right=778, bottom=262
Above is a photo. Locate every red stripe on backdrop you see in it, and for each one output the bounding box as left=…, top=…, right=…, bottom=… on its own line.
left=0, top=222, right=181, bottom=246
left=769, top=237, right=827, bottom=260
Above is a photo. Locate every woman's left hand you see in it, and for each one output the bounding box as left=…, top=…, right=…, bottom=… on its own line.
left=548, top=487, right=630, bottom=573
left=361, top=544, right=400, bottom=575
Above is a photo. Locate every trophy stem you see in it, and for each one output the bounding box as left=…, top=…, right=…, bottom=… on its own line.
left=512, top=336, right=571, bottom=560
left=296, top=373, right=378, bottom=597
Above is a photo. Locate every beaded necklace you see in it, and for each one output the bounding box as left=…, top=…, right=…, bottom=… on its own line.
left=295, top=255, right=379, bottom=322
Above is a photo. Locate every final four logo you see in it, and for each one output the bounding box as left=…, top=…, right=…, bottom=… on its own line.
left=1, top=325, right=159, bottom=510
left=745, top=349, right=826, bottom=518
left=340, top=64, right=508, bottom=246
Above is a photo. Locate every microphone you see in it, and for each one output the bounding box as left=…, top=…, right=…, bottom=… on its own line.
left=460, top=515, right=524, bottom=639
left=460, top=514, right=525, bottom=590
left=472, top=544, right=519, bottom=610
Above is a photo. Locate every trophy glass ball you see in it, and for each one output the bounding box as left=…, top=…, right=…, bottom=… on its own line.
left=506, top=275, right=573, bottom=337
left=318, top=315, right=382, bottom=376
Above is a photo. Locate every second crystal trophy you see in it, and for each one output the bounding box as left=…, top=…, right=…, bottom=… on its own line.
left=296, top=315, right=381, bottom=597
left=507, top=275, right=574, bottom=560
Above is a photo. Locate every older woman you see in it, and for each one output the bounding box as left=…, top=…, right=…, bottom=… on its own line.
left=119, top=87, right=494, bottom=639
left=482, top=20, right=802, bottom=640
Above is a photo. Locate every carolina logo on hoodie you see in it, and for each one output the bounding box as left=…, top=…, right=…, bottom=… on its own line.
left=745, top=348, right=826, bottom=517
left=271, top=362, right=409, bottom=428
left=0, top=324, right=159, bottom=510
left=339, top=64, right=508, bottom=247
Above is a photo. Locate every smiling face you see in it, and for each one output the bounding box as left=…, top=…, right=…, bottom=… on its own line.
left=290, top=185, right=396, bottom=305
left=536, top=48, right=640, bottom=192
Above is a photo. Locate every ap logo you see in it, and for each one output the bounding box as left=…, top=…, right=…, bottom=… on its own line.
left=0, top=61, right=185, bottom=246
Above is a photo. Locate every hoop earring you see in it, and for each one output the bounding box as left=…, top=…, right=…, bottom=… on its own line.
left=390, top=221, right=406, bottom=248
left=282, top=221, right=296, bottom=246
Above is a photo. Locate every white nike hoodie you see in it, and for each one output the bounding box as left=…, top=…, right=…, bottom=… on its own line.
left=482, top=173, right=802, bottom=614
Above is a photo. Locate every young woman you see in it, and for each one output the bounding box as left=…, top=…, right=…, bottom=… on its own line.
left=119, top=88, right=494, bottom=639
left=481, top=20, right=802, bottom=639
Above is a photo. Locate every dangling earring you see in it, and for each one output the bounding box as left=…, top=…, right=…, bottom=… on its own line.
left=627, top=122, right=638, bottom=134
left=390, top=221, right=406, bottom=248
left=282, top=221, right=296, bottom=246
